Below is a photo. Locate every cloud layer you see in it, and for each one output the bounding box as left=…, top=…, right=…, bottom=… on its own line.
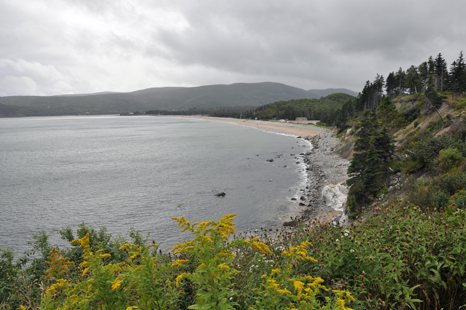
left=1, top=0, right=465, bottom=96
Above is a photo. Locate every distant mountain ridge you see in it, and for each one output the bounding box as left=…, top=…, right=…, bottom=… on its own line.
left=0, top=82, right=355, bottom=117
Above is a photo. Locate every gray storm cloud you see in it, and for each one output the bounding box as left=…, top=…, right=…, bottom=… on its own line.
left=0, top=0, right=465, bottom=96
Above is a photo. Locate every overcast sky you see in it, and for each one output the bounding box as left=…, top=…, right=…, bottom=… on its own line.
left=1, top=0, right=465, bottom=97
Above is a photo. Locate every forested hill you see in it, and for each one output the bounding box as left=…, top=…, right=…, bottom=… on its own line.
left=0, top=82, right=354, bottom=117
left=242, top=93, right=354, bottom=121
left=307, top=88, right=358, bottom=98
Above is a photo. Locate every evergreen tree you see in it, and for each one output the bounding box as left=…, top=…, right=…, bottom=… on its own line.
left=394, top=68, right=407, bottom=95
left=375, top=126, right=396, bottom=166
left=347, top=109, right=378, bottom=186
left=426, top=85, right=443, bottom=108
left=335, top=108, right=347, bottom=131
left=362, top=136, right=384, bottom=196
left=428, top=56, right=436, bottom=77
left=379, top=96, right=396, bottom=113
left=418, top=61, right=430, bottom=93
left=406, top=65, right=421, bottom=94
left=450, top=52, right=466, bottom=100
left=347, top=110, right=395, bottom=207
left=385, top=72, right=397, bottom=97
left=434, top=53, right=448, bottom=92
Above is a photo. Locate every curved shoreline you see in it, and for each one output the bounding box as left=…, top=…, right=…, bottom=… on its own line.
left=172, top=116, right=350, bottom=225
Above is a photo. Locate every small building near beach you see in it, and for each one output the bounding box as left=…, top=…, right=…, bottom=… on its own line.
left=296, top=117, right=307, bottom=121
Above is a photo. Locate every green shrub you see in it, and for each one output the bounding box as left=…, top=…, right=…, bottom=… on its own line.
left=438, top=147, right=462, bottom=172
left=448, top=189, right=466, bottom=209
left=0, top=248, right=18, bottom=306
left=430, top=190, right=450, bottom=210
left=402, top=159, right=424, bottom=173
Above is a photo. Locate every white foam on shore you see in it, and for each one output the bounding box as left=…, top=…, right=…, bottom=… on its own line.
left=321, top=183, right=349, bottom=224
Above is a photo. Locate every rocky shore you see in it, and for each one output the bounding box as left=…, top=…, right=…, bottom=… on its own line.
left=291, top=127, right=351, bottom=226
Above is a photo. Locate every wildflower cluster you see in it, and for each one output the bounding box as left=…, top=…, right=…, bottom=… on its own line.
left=249, top=240, right=354, bottom=310
left=19, top=214, right=355, bottom=310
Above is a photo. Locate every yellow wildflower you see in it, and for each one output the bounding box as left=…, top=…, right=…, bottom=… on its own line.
left=176, top=272, right=188, bottom=287
left=292, top=280, right=305, bottom=295
left=218, top=263, right=230, bottom=270
left=276, top=288, right=291, bottom=295
left=46, top=279, right=68, bottom=294
left=111, top=279, right=123, bottom=291
left=119, top=243, right=130, bottom=251
left=172, top=259, right=189, bottom=267
left=217, top=250, right=234, bottom=257
left=99, top=253, right=111, bottom=259
left=45, top=247, right=74, bottom=279
left=81, top=267, right=90, bottom=277
left=252, top=241, right=272, bottom=254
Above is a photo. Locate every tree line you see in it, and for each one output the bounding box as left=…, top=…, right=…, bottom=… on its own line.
left=241, top=93, right=354, bottom=123
left=333, top=51, right=466, bottom=129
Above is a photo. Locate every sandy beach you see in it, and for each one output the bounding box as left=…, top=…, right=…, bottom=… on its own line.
left=175, top=116, right=322, bottom=137
left=175, top=116, right=350, bottom=225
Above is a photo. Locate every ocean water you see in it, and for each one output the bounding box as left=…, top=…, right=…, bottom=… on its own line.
left=0, top=115, right=310, bottom=254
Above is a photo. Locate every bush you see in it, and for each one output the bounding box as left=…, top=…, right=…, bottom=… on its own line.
left=430, top=190, right=450, bottom=210
left=448, top=190, right=466, bottom=209
left=438, top=147, right=462, bottom=172
left=401, top=106, right=420, bottom=123
left=0, top=248, right=18, bottom=305
left=402, top=159, right=424, bottom=173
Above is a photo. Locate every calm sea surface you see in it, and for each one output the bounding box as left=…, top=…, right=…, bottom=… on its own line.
left=0, top=115, right=310, bottom=254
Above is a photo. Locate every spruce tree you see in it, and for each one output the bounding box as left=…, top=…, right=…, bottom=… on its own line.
left=347, top=109, right=378, bottom=186
left=435, top=53, right=448, bottom=91
left=362, top=136, right=384, bottom=196
left=347, top=110, right=395, bottom=207
left=385, top=72, right=397, bottom=97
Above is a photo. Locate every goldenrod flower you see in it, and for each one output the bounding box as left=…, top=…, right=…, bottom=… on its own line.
left=81, top=267, right=90, bottom=277
left=172, top=259, right=189, bottom=267
left=292, top=280, right=305, bottom=295
left=218, top=263, right=230, bottom=270
left=119, top=243, right=130, bottom=250
left=252, top=241, right=272, bottom=254
left=111, top=279, right=123, bottom=291
left=176, top=272, right=188, bottom=287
